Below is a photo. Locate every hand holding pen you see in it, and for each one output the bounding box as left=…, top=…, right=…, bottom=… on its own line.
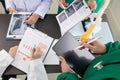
left=24, top=13, right=39, bottom=25
left=76, top=36, right=106, bottom=54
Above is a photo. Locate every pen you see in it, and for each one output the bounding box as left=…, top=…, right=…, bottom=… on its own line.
left=27, top=12, right=33, bottom=20
left=24, top=12, right=33, bottom=23
left=75, top=35, right=102, bottom=50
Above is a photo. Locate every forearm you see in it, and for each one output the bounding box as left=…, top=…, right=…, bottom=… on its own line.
left=5, top=0, right=14, bottom=10
left=57, top=72, right=81, bottom=80
left=34, top=0, right=52, bottom=19
left=27, top=59, right=48, bottom=80
left=105, top=41, right=120, bottom=54
left=0, top=49, right=14, bottom=78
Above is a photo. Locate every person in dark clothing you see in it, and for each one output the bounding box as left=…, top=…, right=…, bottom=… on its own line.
left=0, top=0, right=9, bottom=13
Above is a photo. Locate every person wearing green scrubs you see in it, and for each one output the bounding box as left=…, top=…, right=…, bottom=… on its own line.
left=58, top=0, right=103, bottom=13
left=57, top=40, right=120, bottom=80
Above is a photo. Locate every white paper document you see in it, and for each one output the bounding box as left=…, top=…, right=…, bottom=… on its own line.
left=6, top=12, right=35, bottom=39
left=44, top=39, right=59, bottom=65
left=12, top=27, right=54, bottom=73
left=56, top=0, right=91, bottom=35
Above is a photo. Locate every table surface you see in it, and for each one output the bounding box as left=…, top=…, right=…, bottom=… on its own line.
left=0, top=14, right=113, bottom=75
left=0, top=14, right=62, bottom=75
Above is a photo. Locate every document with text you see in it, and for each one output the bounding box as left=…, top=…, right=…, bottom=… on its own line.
left=12, top=27, right=54, bottom=73
left=56, top=0, right=91, bottom=35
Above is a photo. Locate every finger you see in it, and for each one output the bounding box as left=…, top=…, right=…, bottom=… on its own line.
left=33, top=45, right=42, bottom=59
left=83, top=43, right=94, bottom=49
left=11, top=10, right=17, bottom=13
left=11, top=46, right=18, bottom=52
left=13, top=46, right=18, bottom=49
left=80, top=38, right=92, bottom=45
left=25, top=16, right=33, bottom=25
left=90, top=6, right=96, bottom=11
left=25, top=18, right=31, bottom=24
left=59, top=56, right=66, bottom=62
left=31, top=47, right=35, bottom=55
left=79, top=46, right=85, bottom=50
left=14, top=10, right=18, bottom=13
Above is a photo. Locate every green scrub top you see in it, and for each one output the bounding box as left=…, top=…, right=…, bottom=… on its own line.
left=58, top=0, right=103, bottom=13
left=57, top=41, right=120, bottom=80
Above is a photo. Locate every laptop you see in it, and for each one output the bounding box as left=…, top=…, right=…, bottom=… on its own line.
left=53, top=32, right=95, bottom=76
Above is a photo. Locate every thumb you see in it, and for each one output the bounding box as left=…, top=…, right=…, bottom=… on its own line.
left=33, top=45, right=42, bottom=59
left=29, top=47, right=35, bottom=60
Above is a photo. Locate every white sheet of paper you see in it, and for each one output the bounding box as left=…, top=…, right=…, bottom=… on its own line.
left=69, top=22, right=84, bottom=36
left=93, top=22, right=114, bottom=44
left=44, top=39, right=59, bottom=65
left=56, top=0, right=91, bottom=35
left=12, top=27, right=54, bottom=73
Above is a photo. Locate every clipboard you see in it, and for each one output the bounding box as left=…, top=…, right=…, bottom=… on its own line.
left=53, top=32, right=95, bottom=76
left=6, top=12, right=35, bottom=39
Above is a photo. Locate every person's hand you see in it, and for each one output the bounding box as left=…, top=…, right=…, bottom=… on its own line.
left=58, top=0, right=69, bottom=9
left=87, top=0, right=96, bottom=11
left=8, top=7, right=17, bottom=13
left=59, top=56, right=72, bottom=72
left=29, top=45, right=42, bottom=60
left=9, top=46, right=18, bottom=57
left=80, top=38, right=106, bottom=54
left=25, top=13, right=39, bottom=25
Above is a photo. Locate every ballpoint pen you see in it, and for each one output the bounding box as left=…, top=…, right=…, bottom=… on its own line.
left=75, top=35, right=102, bottom=50
left=24, top=12, right=33, bottom=23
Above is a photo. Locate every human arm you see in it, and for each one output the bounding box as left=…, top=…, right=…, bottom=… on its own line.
left=0, top=46, right=17, bottom=80
left=34, top=0, right=52, bottom=19
left=58, top=0, right=96, bottom=10
left=7, top=7, right=17, bottom=13
left=27, top=45, right=48, bottom=80
left=25, top=0, right=52, bottom=25
left=80, top=39, right=120, bottom=55
left=87, top=0, right=96, bottom=11
left=58, top=0, right=69, bottom=9
left=105, top=41, right=120, bottom=54
left=80, top=38, right=106, bottom=54
left=56, top=56, right=80, bottom=80
left=57, top=72, right=80, bottom=80
left=5, top=0, right=17, bottom=13
left=81, top=38, right=120, bottom=55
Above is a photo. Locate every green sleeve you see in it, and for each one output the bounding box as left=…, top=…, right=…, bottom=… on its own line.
left=57, top=72, right=81, bottom=80
left=85, top=0, right=103, bottom=13
left=93, top=0, right=104, bottom=13
left=105, top=41, right=120, bottom=54
left=58, top=0, right=74, bottom=13
left=57, top=0, right=103, bottom=13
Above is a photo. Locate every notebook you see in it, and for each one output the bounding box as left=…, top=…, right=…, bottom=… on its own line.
left=52, top=32, right=95, bottom=76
